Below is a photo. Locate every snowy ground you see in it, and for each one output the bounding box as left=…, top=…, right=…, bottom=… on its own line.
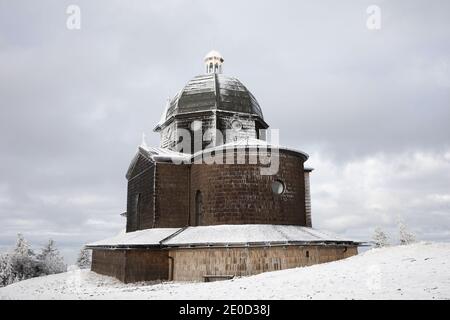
left=0, top=242, right=449, bottom=300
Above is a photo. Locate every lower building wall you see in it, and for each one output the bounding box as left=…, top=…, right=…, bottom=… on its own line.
left=91, top=249, right=169, bottom=283
left=91, top=249, right=127, bottom=282
left=169, top=245, right=358, bottom=282
left=124, top=249, right=169, bottom=283
left=92, top=245, right=357, bottom=283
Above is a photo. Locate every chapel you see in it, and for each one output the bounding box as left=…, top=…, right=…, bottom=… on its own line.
left=87, top=51, right=360, bottom=283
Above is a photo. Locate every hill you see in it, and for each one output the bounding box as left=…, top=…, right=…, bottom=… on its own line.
left=1, top=242, right=449, bottom=300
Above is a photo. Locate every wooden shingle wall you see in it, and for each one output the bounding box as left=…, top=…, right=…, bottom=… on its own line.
left=169, top=245, right=358, bottom=282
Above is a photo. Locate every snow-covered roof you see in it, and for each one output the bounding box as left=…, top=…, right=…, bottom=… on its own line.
left=156, top=99, right=170, bottom=128
left=204, top=50, right=223, bottom=60
left=126, top=145, right=192, bottom=178
left=86, top=225, right=360, bottom=249
left=86, top=228, right=181, bottom=248
left=163, top=225, right=357, bottom=246
left=127, top=137, right=309, bottom=174
left=140, top=145, right=191, bottom=163
left=192, top=138, right=309, bottom=161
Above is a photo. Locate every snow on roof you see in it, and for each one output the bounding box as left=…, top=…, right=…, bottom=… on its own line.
left=86, top=225, right=360, bottom=248
left=204, top=50, right=223, bottom=60
left=192, top=138, right=309, bottom=161
left=156, top=99, right=170, bottom=128
left=126, top=146, right=192, bottom=179
left=86, top=228, right=181, bottom=248
left=163, top=225, right=357, bottom=246
left=134, top=137, right=309, bottom=164
left=139, top=145, right=191, bottom=163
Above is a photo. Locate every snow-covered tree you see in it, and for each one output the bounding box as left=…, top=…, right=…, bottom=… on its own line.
left=9, top=233, right=38, bottom=281
left=0, top=253, right=13, bottom=287
left=2, top=235, right=67, bottom=285
left=76, top=248, right=92, bottom=269
left=399, top=221, right=416, bottom=245
left=13, top=233, right=34, bottom=257
left=37, top=239, right=66, bottom=275
left=372, top=227, right=390, bottom=248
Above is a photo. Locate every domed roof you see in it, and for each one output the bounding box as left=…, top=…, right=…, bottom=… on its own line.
left=160, top=73, right=264, bottom=125
left=204, top=50, right=224, bottom=61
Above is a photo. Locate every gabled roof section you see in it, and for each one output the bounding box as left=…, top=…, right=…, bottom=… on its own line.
left=141, top=145, right=191, bottom=163
left=125, top=147, right=154, bottom=180
left=86, top=228, right=181, bottom=248
left=126, top=145, right=191, bottom=179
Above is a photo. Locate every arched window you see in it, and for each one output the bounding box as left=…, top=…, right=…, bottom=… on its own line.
left=195, top=190, right=203, bottom=226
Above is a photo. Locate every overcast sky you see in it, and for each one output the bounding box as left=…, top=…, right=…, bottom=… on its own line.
left=1, top=0, right=449, bottom=263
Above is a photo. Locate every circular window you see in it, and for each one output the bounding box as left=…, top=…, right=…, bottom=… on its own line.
left=231, top=120, right=243, bottom=131
left=191, top=121, right=202, bottom=131
left=272, top=180, right=285, bottom=195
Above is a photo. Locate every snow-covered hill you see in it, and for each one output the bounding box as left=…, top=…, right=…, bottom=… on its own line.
left=1, top=242, right=449, bottom=300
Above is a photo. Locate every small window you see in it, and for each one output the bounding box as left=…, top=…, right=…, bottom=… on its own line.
left=231, top=120, right=243, bottom=131
left=306, top=250, right=310, bottom=258
left=271, top=180, right=285, bottom=195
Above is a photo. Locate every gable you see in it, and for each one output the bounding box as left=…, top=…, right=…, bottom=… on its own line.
left=126, top=150, right=155, bottom=180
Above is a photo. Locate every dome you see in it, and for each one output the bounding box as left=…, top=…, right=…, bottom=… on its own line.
left=204, top=50, right=224, bottom=62
left=161, top=73, right=264, bottom=125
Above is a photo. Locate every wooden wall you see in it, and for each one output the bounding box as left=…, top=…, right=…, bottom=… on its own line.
left=190, top=151, right=307, bottom=226
left=91, top=249, right=169, bottom=283
left=92, top=245, right=357, bottom=283
left=91, top=249, right=127, bottom=282
left=125, top=148, right=311, bottom=230
left=169, top=245, right=358, bottom=282
left=124, top=249, right=169, bottom=283
left=154, top=163, right=190, bottom=228
left=304, top=171, right=312, bottom=227
left=126, top=155, right=155, bottom=232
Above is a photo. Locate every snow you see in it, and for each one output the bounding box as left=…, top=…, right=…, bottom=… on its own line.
left=163, top=225, right=358, bottom=246
left=1, top=242, right=449, bottom=300
left=192, top=137, right=309, bottom=161
left=86, top=225, right=359, bottom=248
left=86, top=228, right=180, bottom=247
left=204, top=50, right=223, bottom=60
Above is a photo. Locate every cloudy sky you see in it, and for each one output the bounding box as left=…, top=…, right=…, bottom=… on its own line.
left=1, top=0, right=449, bottom=263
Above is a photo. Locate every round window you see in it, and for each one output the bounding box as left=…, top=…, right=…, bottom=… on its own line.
left=231, top=120, right=243, bottom=131
left=272, top=180, right=285, bottom=195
